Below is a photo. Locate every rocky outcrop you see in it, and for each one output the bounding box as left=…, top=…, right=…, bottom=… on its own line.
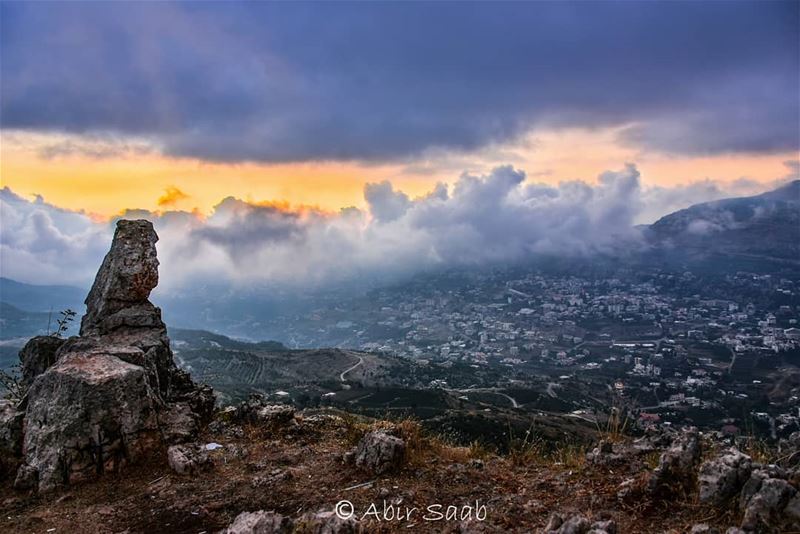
left=19, top=335, right=67, bottom=387
left=647, top=429, right=701, bottom=497
left=12, top=219, right=215, bottom=491
left=353, top=430, right=406, bottom=475
left=234, top=394, right=296, bottom=427
left=698, top=449, right=753, bottom=505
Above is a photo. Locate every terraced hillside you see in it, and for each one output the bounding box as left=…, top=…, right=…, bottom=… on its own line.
left=169, top=328, right=404, bottom=404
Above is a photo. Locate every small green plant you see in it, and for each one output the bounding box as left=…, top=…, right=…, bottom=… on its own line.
left=50, top=309, right=77, bottom=338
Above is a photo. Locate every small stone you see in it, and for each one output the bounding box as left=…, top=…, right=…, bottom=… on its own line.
left=690, top=524, right=719, bottom=534
left=222, top=510, right=293, bottom=534
left=167, top=444, right=211, bottom=475
left=295, top=511, right=361, bottom=533
left=354, top=430, right=406, bottom=475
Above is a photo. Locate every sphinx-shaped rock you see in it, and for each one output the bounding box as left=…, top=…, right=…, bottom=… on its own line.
left=18, top=219, right=214, bottom=492
left=80, top=219, right=160, bottom=337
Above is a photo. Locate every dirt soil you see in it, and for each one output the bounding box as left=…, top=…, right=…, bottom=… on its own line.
left=0, top=412, right=736, bottom=533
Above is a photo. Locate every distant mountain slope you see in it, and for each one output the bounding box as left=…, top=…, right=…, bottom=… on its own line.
left=644, top=180, right=800, bottom=265
left=0, top=277, right=86, bottom=313
left=0, top=301, right=51, bottom=340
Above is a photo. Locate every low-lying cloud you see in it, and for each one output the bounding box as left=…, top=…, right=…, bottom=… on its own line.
left=0, top=165, right=792, bottom=291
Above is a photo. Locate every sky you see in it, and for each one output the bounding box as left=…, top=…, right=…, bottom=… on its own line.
left=1, top=1, right=798, bottom=289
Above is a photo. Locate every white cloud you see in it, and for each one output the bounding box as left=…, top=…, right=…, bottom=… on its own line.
left=0, top=166, right=788, bottom=291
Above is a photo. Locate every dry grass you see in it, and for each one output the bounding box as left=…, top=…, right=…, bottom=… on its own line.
left=597, top=407, right=631, bottom=443
left=549, top=442, right=588, bottom=469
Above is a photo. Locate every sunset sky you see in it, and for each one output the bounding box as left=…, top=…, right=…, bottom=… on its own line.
left=1, top=1, right=798, bottom=287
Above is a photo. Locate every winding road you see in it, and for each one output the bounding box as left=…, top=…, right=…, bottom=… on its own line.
left=339, top=354, right=364, bottom=382
left=446, top=387, right=520, bottom=408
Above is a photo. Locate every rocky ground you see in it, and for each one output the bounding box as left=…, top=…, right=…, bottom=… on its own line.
left=2, top=400, right=799, bottom=533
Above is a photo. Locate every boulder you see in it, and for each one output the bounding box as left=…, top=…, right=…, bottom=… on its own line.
left=353, top=430, right=406, bottom=475
left=698, top=448, right=752, bottom=506
left=740, top=478, right=796, bottom=531
left=18, top=335, right=67, bottom=387
left=648, top=429, right=701, bottom=497
left=253, top=405, right=296, bottom=426
left=295, top=511, right=361, bottom=533
left=167, top=443, right=211, bottom=475
left=544, top=513, right=615, bottom=534
left=234, top=395, right=295, bottom=426
left=222, top=511, right=293, bottom=534
left=690, top=525, right=720, bottom=534
left=23, top=352, right=160, bottom=491
left=784, top=493, right=800, bottom=528
left=159, top=402, right=199, bottom=444
left=555, top=514, right=591, bottom=534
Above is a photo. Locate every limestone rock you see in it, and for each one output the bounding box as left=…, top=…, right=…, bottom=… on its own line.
left=740, top=478, right=796, bottom=531
left=295, top=511, right=361, bottom=533
left=159, top=402, right=199, bottom=444
left=23, top=352, right=160, bottom=491
left=784, top=493, right=800, bottom=528
left=222, top=511, right=293, bottom=534
left=80, top=219, right=160, bottom=337
left=167, top=443, right=211, bottom=475
left=253, top=405, right=296, bottom=426
left=544, top=513, right=613, bottom=534
left=18, top=219, right=215, bottom=491
left=13, top=464, right=37, bottom=490
left=0, top=399, right=23, bottom=458
left=698, top=448, right=752, bottom=506
left=690, top=524, right=720, bottom=534
left=18, top=335, right=67, bottom=387
left=353, top=430, right=406, bottom=475
left=554, top=514, right=590, bottom=534
left=648, top=428, right=701, bottom=497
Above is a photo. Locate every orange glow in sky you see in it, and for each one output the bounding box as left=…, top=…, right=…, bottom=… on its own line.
left=0, top=128, right=794, bottom=218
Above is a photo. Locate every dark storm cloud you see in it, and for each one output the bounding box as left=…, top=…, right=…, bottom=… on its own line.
left=1, top=2, right=797, bottom=161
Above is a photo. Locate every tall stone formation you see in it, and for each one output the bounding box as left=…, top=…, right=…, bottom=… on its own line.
left=10, top=220, right=214, bottom=491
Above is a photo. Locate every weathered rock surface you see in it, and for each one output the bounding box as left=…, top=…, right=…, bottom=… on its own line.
left=295, top=511, right=362, bottom=533
left=0, top=399, right=23, bottom=458
left=543, top=513, right=616, bottom=534
left=19, top=335, right=67, bottom=387
left=647, top=428, right=701, bottom=497
left=353, top=430, right=406, bottom=475
left=15, top=219, right=215, bottom=491
left=22, top=352, right=160, bottom=491
left=221, top=510, right=360, bottom=534
left=234, top=395, right=295, bottom=426
left=167, top=443, right=211, bottom=475
left=698, top=448, right=752, bottom=505
left=740, top=477, right=796, bottom=531
left=80, top=219, right=161, bottom=337
left=222, top=510, right=293, bottom=534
